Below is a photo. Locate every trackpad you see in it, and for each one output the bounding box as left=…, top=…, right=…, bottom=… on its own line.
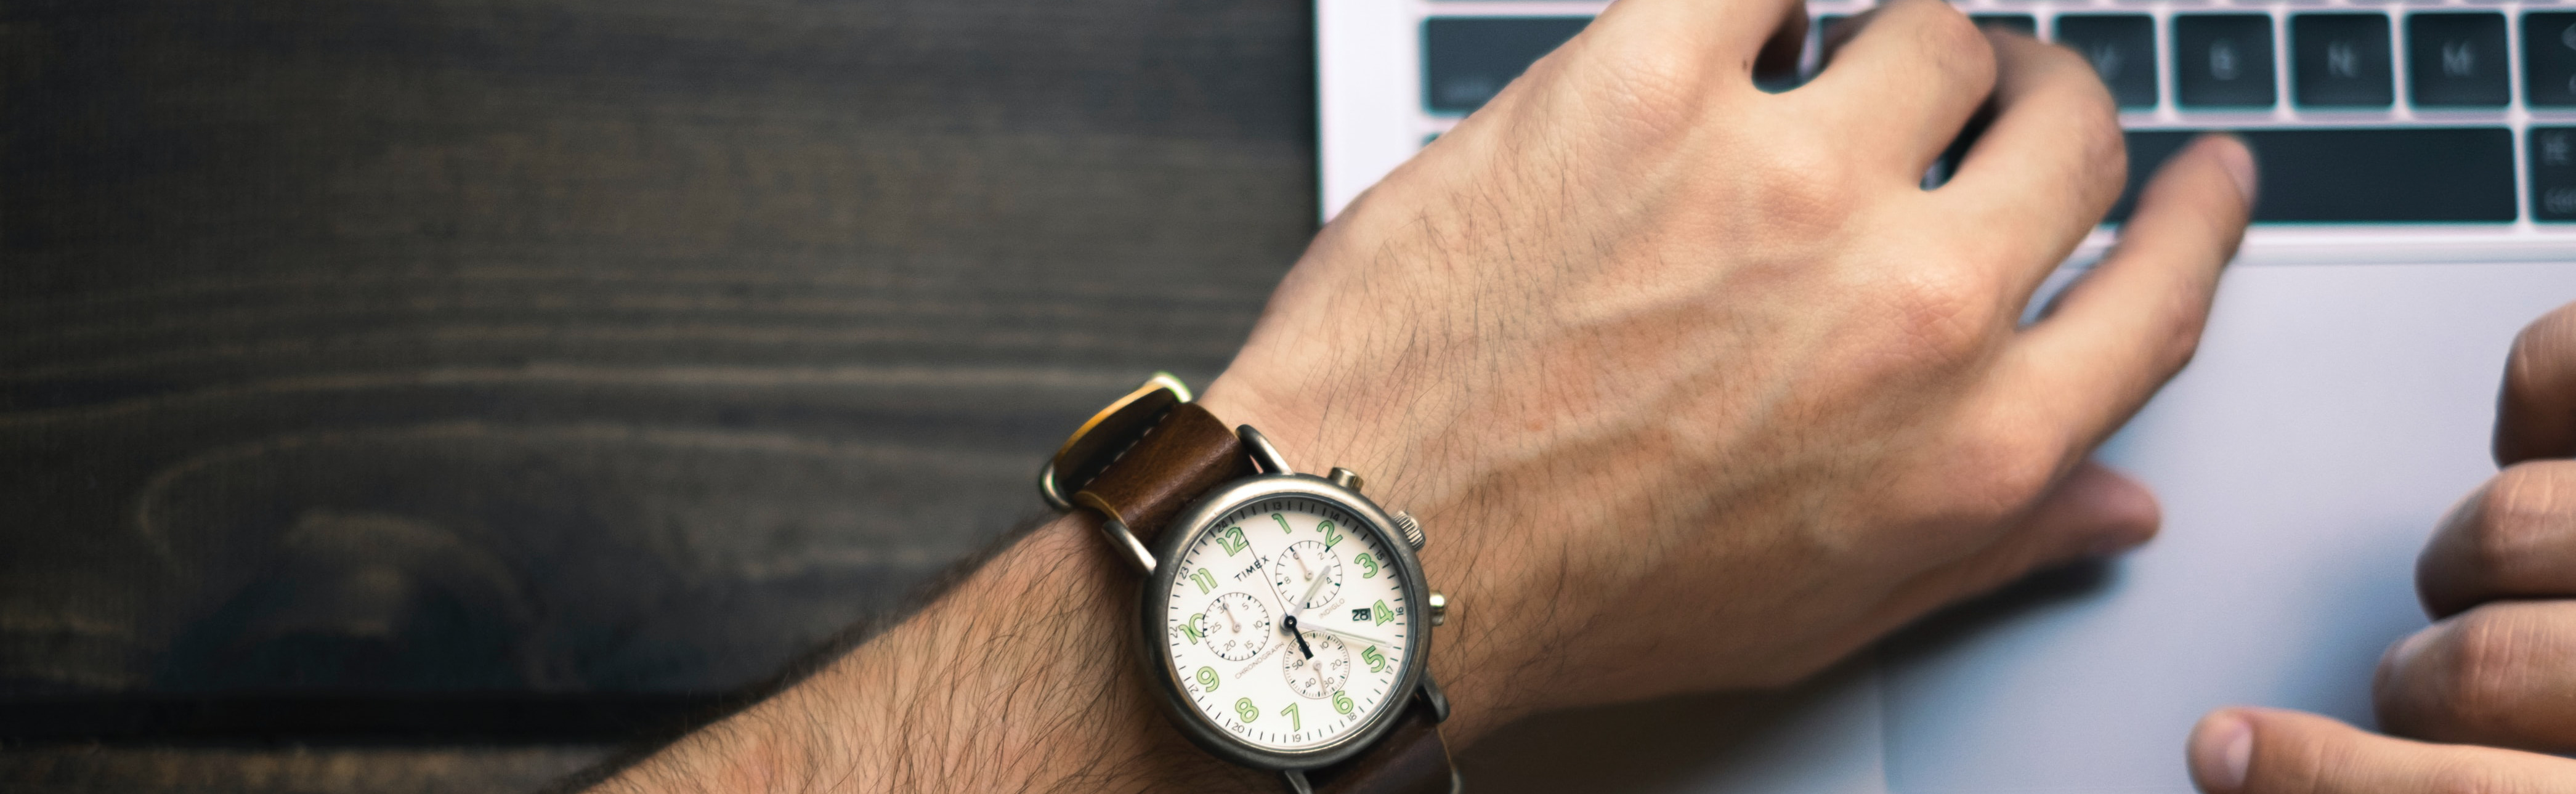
left=1881, top=262, right=2576, bottom=793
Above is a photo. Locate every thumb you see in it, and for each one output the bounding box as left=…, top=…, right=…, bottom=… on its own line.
left=2187, top=707, right=2576, bottom=793
left=1877, top=460, right=2160, bottom=618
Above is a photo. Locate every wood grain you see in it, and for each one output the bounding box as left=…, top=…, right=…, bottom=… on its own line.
left=0, top=0, right=1313, bottom=703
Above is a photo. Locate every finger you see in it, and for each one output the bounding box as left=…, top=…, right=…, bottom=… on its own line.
left=1861, top=461, right=2159, bottom=630
left=1593, top=0, right=1812, bottom=78
left=1935, top=31, right=2128, bottom=299
left=2497, top=301, right=2576, bottom=465
left=2189, top=706, right=2576, bottom=793
left=1796, top=0, right=1998, bottom=177
left=2418, top=461, right=2576, bottom=617
left=1986, top=134, right=2254, bottom=456
left=2375, top=601, right=2576, bottom=753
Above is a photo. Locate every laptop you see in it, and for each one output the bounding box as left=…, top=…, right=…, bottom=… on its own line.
left=1319, top=2, right=2576, bottom=792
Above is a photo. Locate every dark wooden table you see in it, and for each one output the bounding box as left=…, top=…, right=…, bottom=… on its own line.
left=2, top=0, right=1305, bottom=787
left=0, top=2, right=1813, bottom=790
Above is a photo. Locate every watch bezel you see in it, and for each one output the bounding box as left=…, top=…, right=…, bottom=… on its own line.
left=1136, top=472, right=1433, bottom=772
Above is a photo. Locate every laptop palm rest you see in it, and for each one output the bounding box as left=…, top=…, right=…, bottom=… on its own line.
left=1883, top=260, right=2576, bottom=793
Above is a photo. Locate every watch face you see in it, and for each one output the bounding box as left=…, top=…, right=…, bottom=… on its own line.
left=1159, top=495, right=1415, bottom=752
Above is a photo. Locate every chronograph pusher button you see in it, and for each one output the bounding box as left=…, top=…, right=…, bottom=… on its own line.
left=1327, top=467, right=1364, bottom=491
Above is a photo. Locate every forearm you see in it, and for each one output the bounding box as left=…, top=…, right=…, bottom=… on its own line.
left=589, top=516, right=1267, bottom=794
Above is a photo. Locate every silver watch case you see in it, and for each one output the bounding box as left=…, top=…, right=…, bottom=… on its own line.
left=1136, top=471, right=1434, bottom=772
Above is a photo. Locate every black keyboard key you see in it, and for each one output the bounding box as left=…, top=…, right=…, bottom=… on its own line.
left=2291, top=14, right=2392, bottom=107
left=1422, top=17, right=1590, bottom=115
left=2109, top=129, right=2513, bottom=223
left=2532, top=128, right=2576, bottom=221
left=2408, top=13, right=2508, bottom=107
left=2173, top=15, right=2277, bottom=108
left=1970, top=14, right=2036, bottom=35
left=2524, top=12, right=2576, bottom=107
left=2054, top=15, right=2158, bottom=108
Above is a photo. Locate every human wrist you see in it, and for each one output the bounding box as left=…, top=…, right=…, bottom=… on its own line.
left=835, top=514, right=1269, bottom=791
left=596, top=514, right=1269, bottom=794
left=1198, top=372, right=1543, bottom=746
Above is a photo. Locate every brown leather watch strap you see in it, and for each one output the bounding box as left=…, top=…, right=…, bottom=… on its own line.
left=1310, top=700, right=1456, bottom=794
left=1070, top=402, right=1255, bottom=544
left=1065, top=398, right=1456, bottom=794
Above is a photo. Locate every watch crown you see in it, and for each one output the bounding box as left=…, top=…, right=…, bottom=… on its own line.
left=1393, top=511, right=1425, bottom=550
left=1428, top=591, right=1448, bottom=626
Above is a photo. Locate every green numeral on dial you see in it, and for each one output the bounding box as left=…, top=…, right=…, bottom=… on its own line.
left=1273, top=513, right=1293, bottom=534
left=1332, top=691, right=1355, bottom=715
left=1362, top=646, right=1387, bottom=673
left=1217, top=526, right=1249, bottom=556
left=1234, top=698, right=1259, bottom=723
left=1279, top=702, right=1302, bottom=731
left=1356, top=553, right=1378, bottom=578
left=1319, top=521, right=1342, bottom=549
left=1181, top=614, right=1205, bottom=644
left=1372, top=599, right=1395, bottom=626
left=1196, top=666, right=1220, bottom=692
left=1189, top=569, right=1217, bottom=594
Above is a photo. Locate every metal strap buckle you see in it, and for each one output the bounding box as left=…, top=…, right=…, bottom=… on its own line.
left=1036, top=371, right=1194, bottom=512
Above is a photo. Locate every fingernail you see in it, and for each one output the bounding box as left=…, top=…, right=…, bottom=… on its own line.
left=2189, top=711, right=2254, bottom=792
left=2209, top=135, right=2258, bottom=207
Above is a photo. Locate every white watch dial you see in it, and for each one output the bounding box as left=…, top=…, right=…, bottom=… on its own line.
left=1162, top=496, right=1413, bottom=751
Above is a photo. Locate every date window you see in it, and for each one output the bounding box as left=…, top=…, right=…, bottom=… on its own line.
left=1351, top=608, right=1373, bottom=622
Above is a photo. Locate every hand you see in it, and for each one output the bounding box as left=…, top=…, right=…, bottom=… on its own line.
left=2186, top=302, right=2576, bottom=793
left=588, top=0, right=2257, bottom=789
left=1281, top=614, right=1316, bottom=659
left=1200, top=0, right=2254, bottom=737
left=1289, top=549, right=1330, bottom=618
left=1304, top=623, right=1396, bottom=650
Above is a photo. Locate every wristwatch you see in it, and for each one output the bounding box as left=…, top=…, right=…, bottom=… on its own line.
left=1039, top=373, right=1460, bottom=794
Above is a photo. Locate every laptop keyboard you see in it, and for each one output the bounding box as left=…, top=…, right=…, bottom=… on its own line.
left=1417, top=3, right=2576, bottom=226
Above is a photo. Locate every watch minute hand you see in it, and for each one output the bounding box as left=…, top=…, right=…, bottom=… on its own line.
left=1308, top=624, right=1395, bottom=649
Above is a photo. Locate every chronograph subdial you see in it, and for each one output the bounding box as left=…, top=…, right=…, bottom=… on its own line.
left=1281, top=631, right=1353, bottom=700
left=1268, top=540, right=1343, bottom=614
left=1203, top=591, right=1273, bottom=662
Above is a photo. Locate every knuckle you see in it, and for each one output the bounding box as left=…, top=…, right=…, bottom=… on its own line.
left=2469, top=465, right=2569, bottom=580
left=2068, top=96, right=2130, bottom=206
left=1878, top=267, right=1998, bottom=368
left=1589, top=46, right=1708, bottom=136
left=1913, top=7, right=1998, bottom=84
left=1916, top=4, right=1988, bottom=67
left=1930, top=424, right=2060, bottom=521
left=1732, top=139, right=1865, bottom=242
left=2143, top=278, right=2213, bottom=373
left=2439, top=607, right=2540, bottom=732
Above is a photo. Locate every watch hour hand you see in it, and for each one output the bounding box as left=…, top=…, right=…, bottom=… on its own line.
left=1281, top=615, right=1315, bottom=659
